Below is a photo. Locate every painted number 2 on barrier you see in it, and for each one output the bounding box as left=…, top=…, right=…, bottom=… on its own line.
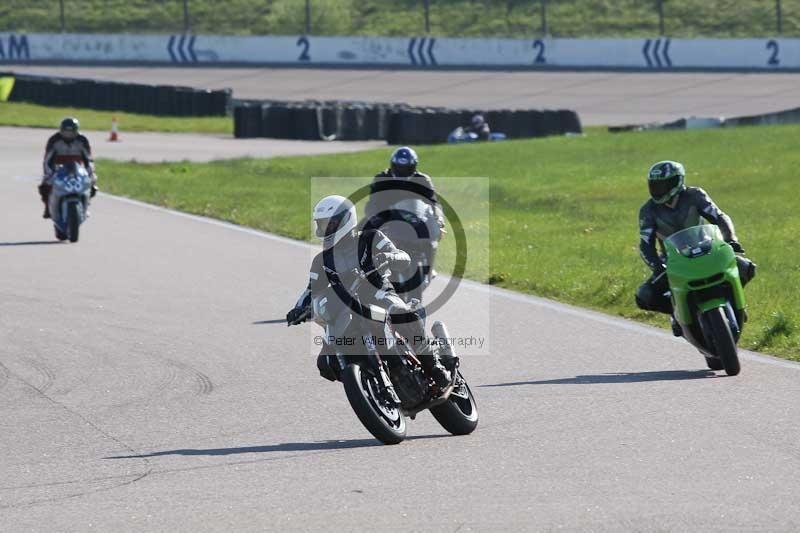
left=767, top=40, right=780, bottom=66
left=532, top=39, right=546, bottom=65
left=297, top=36, right=310, bottom=61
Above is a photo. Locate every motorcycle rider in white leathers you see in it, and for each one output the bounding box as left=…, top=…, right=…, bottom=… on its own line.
left=286, top=195, right=451, bottom=387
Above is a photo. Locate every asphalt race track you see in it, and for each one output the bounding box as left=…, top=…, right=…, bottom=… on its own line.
left=0, top=127, right=384, bottom=163
left=2, top=126, right=800, bottom=532
left=10, top=65, right=800, bottom=126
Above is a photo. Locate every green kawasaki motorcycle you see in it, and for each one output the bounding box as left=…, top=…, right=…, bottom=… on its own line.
left=664, top=225, right=746, bottom=376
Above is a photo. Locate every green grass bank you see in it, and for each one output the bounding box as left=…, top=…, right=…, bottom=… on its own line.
left=0, top=101, right=233, bottom=134
left=3, top=0, right=799, bottom=38
left=98, top=125, right=800, bottom=360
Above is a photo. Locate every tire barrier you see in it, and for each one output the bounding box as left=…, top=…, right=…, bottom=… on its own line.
left=233, top=100, right=583, bottom=143
left=233, top=104, right=261, bottom=138
left=3, top=72, right=231, bottom=117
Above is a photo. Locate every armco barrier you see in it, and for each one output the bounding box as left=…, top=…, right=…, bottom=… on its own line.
left=4, top=73, right=231, bottom=117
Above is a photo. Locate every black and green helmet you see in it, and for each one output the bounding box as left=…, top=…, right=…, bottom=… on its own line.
left=647, top=160, right=686, bottom=204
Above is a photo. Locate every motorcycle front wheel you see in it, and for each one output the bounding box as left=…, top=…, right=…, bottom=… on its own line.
left=66, top=201, right=81, bottom=243
left=706, top=307, right=740, bottom=376
left=429, top=370, right=479, bottom=435
left=342, top=363, right=406, bottom=445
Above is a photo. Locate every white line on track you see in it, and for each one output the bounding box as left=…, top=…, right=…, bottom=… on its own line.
left=98, top=190, right=800, bottom=372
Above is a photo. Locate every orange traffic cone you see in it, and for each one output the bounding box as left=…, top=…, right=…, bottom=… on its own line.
left=108, top=116, right=120, bottom=142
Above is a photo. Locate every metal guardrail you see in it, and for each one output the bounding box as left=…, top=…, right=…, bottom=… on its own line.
left=3, top=1, right=798, bottom=38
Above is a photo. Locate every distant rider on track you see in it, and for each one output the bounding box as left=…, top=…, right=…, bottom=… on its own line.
left=39, top=117, right=97, bottom=219
left=635, top=160, right=756, bottom=336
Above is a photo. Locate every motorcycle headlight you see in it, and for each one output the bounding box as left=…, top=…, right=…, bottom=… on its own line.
left=679, top=239, right=713, bottom=258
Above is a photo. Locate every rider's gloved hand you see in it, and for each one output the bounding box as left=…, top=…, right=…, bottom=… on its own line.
left=286, top=306, right=307, bottom=326
left=373, top=252, right=392, bottom=267
left=727, top=240, right=745, bottom=254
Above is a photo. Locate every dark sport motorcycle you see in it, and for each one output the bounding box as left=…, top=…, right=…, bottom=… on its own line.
left=290, top=265, right=478, bottom=444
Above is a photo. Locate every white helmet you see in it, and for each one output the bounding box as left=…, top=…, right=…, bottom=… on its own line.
left=313, top=195, right=357, bottom=249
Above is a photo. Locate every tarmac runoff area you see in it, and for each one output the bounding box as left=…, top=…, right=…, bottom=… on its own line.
left=8, top=65, right=800, bottom=126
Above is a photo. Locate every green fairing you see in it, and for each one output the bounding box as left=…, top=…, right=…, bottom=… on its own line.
left=664, top=225, right=746, bottom=327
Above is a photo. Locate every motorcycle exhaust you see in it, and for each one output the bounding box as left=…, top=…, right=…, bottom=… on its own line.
left=431, top=321, right=456, bottom=363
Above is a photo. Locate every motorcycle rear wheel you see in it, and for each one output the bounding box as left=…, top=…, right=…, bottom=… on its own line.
left=342, top=363, right=406, bottom=445
left=429, top=371, right=478, bottom=435
left=706, top=307, right=740, bottom=376
left=704, top=356, right=724, bottom=371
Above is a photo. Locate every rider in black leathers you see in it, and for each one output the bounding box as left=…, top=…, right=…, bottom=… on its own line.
left=365, top=147, right=444, bottom=302
left=287, top=195, right=451, bottom=387
left=636, top=161, right=756, bottom=335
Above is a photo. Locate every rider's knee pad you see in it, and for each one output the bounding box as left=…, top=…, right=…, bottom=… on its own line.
left=635, top=287, right=651, bottom=311
left=316, top=353, right=337, bottom=382
left=635, top=286, right=671, bottom=313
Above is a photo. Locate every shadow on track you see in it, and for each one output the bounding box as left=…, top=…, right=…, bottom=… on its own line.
left=481, top=369, right=719, bottom=387
left=0, top=240, right=62, bottom=246
left=106, top=435, right=448, bottom=459
left=252, top=318, right=286, bottom=325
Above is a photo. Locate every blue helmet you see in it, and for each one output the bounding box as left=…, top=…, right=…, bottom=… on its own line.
left=390, top=146, right=418, bottom=178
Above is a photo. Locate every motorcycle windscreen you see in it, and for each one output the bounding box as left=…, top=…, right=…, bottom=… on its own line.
left=665, top=225, right=722, bottom=259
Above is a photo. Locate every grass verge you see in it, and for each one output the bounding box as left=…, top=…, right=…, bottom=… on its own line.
left=0, top=101, right=232, bottom=135
left=98, top=125, right=800, bottom=360
left=3, top=0, right=799, bottom=38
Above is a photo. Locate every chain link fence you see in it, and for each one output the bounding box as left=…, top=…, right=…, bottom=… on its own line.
left=2, top=0, right=799, bottom=37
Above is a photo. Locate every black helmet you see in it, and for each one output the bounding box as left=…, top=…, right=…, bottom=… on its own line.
left=60, top=117, right=79, bottom=140
left=390, top=146, right=418, bottom=178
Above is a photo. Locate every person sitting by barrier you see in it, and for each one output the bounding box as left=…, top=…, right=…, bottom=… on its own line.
left=464, top=114, right=491, bottom=140
left=39, top=117, right=97, bottom=219
left=448, top=114, right=505, bottom=143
